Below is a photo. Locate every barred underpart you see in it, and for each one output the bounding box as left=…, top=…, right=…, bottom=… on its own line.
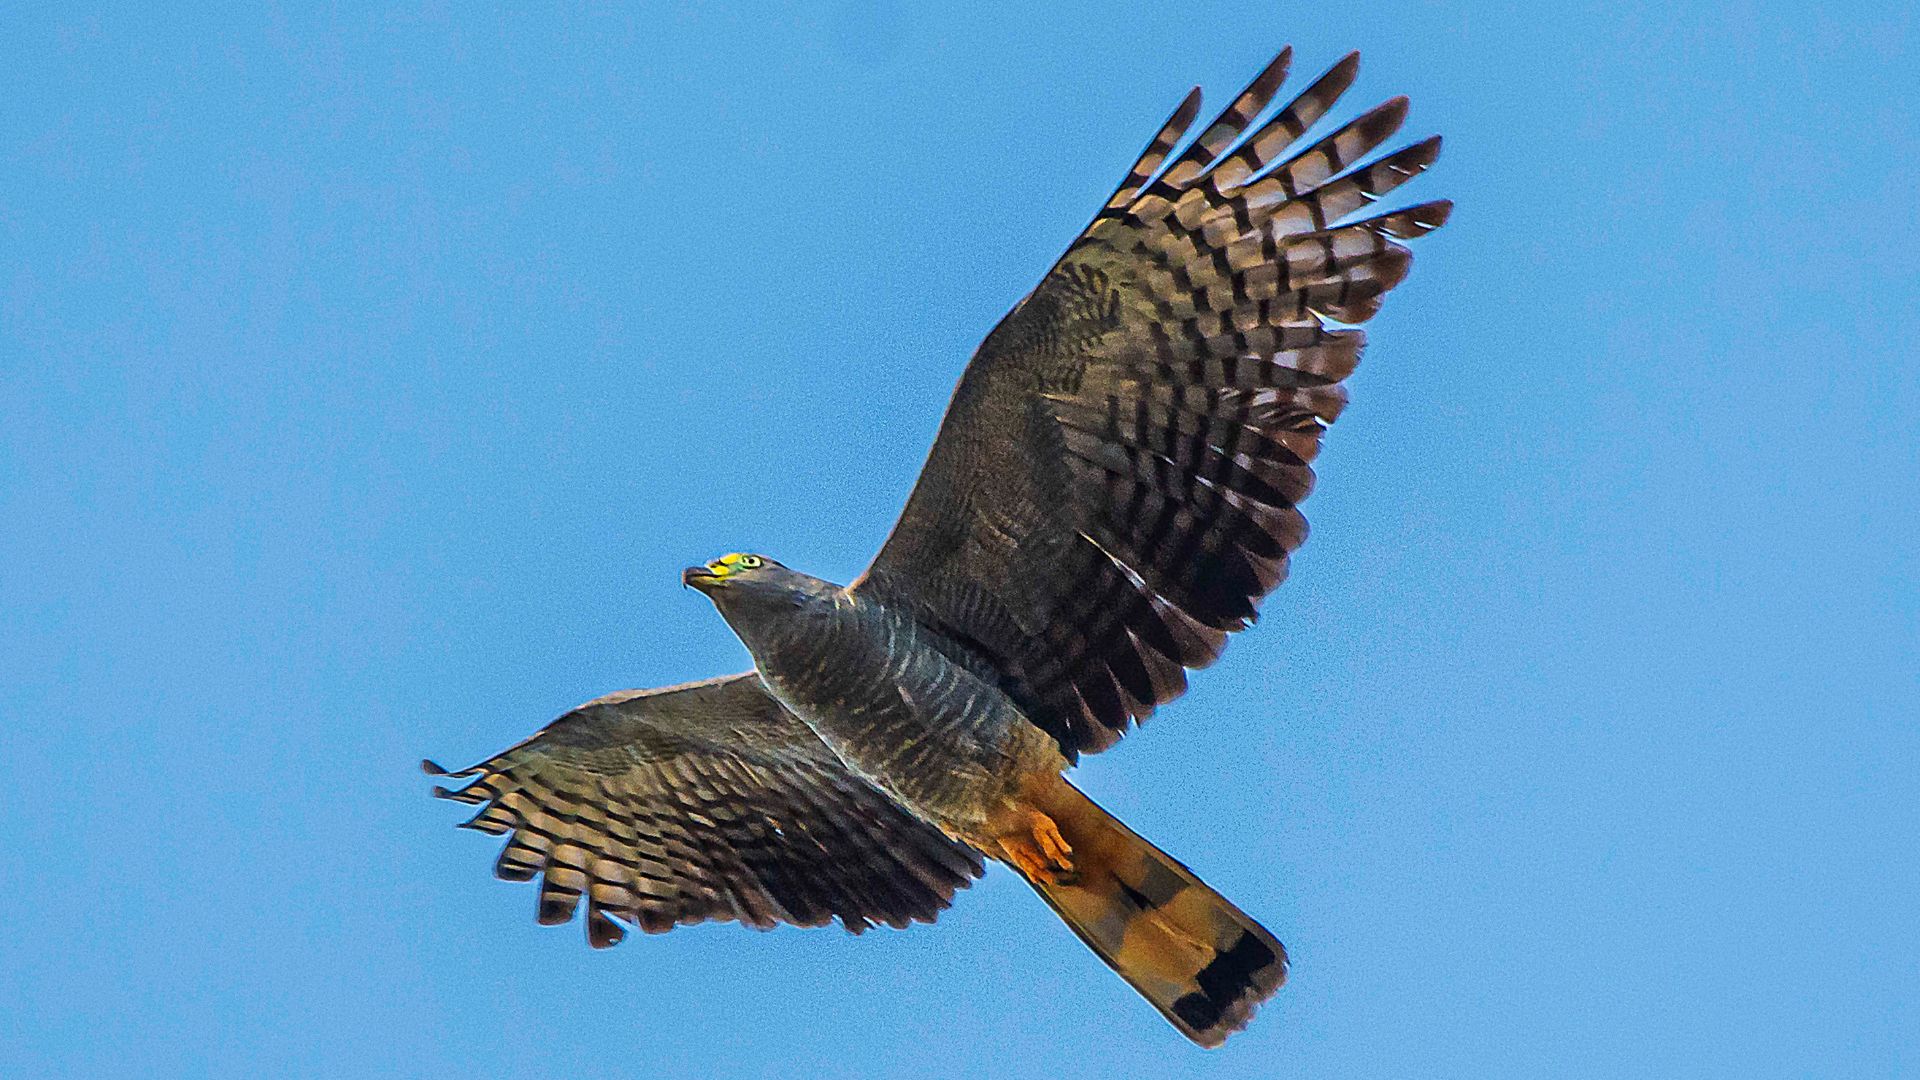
left=426, top=674, right=983, bottom=944
left=857, top=49, right=1450, bottom=757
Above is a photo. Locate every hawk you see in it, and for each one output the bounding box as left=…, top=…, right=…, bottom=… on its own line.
left=426, top=46, right=1447, bottom=1048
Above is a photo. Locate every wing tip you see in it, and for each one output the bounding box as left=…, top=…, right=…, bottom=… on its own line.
left=1253, top=46, right=1293, bottom=95
left=1379, top=134, right=1444, bottom=179
left=1416, top=198, right=1454, bottom=231
left=587, top=909, right=628, bottom=948
left=1177, top=84, right=1204, bottom=120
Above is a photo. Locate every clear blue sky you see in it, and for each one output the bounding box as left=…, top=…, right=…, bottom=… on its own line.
left=3, top=4, right=1915, bottom=1078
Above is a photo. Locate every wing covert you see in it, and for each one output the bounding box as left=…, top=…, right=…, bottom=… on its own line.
left=425, top=673, right=983, bottom=944
left=855, top=50, right=1449, bottom=757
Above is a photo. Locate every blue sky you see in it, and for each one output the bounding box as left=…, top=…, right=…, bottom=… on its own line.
left=3, top=3, right=1915, bottom=1077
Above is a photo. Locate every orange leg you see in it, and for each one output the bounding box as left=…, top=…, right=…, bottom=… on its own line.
left=995, top=808, right=1078, bottom=885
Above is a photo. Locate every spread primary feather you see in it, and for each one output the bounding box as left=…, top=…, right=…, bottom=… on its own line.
left=428, top=45, right=1447, bottom=1048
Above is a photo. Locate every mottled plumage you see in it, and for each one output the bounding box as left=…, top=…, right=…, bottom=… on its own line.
left=428, top=47, right=1446, bottom=1048
left=858, top=47, right=1446, bottom=758
left=423, top=673, right=983, bottom=942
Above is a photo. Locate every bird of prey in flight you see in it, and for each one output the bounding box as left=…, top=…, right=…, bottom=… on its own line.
left=426, top=46, right=1447, bottom=1048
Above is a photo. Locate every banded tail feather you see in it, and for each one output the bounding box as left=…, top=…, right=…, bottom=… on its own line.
left=1026, top=778, right=1287, bottom=1048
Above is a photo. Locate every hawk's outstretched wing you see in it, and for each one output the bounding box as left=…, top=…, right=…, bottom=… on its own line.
left=424, top=673, right=983, bottom=944
left=855, top=50, right=1448, bottom=757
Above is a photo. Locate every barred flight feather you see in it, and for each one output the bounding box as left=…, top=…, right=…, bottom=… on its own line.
left=858, top=48, right=1448, bottom=757
left=425, top=46, right=1448, bottom=1053
left=425, top=674, right=982, bottom=943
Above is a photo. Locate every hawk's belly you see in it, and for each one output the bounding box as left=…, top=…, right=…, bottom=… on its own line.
left=746, top=600, right=1061, bottom=834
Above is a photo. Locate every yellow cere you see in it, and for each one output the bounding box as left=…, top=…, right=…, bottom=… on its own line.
left=706, top=552, right=763, bottom=578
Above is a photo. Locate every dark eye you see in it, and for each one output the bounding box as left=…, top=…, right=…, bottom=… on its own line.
left=741, top=556, right=763, bottom=569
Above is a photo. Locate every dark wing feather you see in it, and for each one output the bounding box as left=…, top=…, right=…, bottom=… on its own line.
left=425, top=673, right=983, bottom=944
left=855, top=50, right=1448, bottom=758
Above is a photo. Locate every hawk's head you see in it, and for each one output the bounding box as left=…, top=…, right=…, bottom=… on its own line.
left=683, top=553, right=834, bottom=630
left=683, top=545, right=779, bottom=588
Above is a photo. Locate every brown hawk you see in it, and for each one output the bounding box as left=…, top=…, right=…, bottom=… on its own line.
left=427, top=46, right=1447, bottom=1047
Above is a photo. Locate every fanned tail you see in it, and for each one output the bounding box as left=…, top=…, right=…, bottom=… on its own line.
left=1026, top=778, right=1287, bottom=1048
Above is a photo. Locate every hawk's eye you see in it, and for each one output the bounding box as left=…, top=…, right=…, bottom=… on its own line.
left=740, top=555, right=763, bottom=569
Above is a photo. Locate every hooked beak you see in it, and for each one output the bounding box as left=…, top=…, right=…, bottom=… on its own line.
left=682, top=564, right=720, bottom=592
